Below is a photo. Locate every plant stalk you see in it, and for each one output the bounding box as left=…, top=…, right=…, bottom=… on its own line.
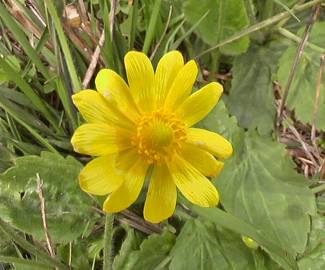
left=103, top=213, right=114, bottom=270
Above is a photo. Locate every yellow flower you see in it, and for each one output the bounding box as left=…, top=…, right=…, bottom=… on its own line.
left=71, top=51, right=233, bottom=223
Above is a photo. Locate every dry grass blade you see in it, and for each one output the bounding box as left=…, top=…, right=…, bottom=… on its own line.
left=82, top=30, right=105, bottom=88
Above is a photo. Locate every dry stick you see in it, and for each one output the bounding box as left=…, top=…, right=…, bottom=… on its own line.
left=311, top=54, right=325, bottom=146
left=82, top=30, right=105, bottom=88
left=82, top=0, right=118, bottom=88
left=36, top=174, right=56, bottom=258
left=277, top=5, right=320, bottom=127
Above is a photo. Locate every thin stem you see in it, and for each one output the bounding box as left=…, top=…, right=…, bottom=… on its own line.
left=278, top=27, right=324, bottom=53
left=103, top=214, right=114, bottom=270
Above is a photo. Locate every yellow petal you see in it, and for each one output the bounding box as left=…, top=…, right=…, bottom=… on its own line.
left=115, top=148, right=139, bottom=173
left=79, top=155, right=124, bottom=195
left=144, top=164, right=177, bottom=223
left=176, top=82, right=223, bottom=127
left=71, top=123, right=131, bottom=156
left=164, top=60, right=198, bottom=110
left=187, top=128, right=233, bottom=160
left=154, top=51, right=184, bottom=107
left=72, top=90, right=133, bottom=129
left=124, top=51, right=154, bottom=111
left=181, top=144, right=224, bottom=177
left=95, top=68, right=139, bottom=120
left=167, top=155, right=219, bottom=207
left=103, top=159, right=149, bottom=212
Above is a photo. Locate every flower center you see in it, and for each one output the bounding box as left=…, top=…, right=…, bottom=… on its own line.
left=133, top=109, right=186, bottom=164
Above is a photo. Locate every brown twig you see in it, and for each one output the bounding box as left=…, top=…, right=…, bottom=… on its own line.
left=82, top=30, right=105, bottom=88
left=311, top=54, right=325, bottom=146
left=277, top=4, right=320, bottom=128
left=36, top=174, right=56, bottom=259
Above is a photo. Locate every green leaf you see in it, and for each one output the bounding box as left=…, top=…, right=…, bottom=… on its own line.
left=298, top=215, right=325, bottom=270
left=216, top=132, right=316, bottom=267
left=118, top=231, right=175, bottom=270
left=277, top=22, right=325, bottom=129
left=227, top=44, right=283, bottom=134
left=197, top=99, right=240, bottom=141
left=0, top=256, right=53, bottom=270
left=184, top=0, right=250, bottom=55
left=169, top=219, right=255, bottom=270
left=113, top=228, right=143, bottom=270
left=0, top=152, right=97, bottom=243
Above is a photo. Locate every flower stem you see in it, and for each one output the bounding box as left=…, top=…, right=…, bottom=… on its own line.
left=103, top=213, right=114, bottom=270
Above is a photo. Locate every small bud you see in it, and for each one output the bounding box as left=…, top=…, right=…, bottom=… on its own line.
left=242, top=236, right=259, bottom=250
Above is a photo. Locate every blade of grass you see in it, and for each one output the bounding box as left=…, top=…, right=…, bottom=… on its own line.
left=0, top=256, right=54, bottom=270
left=0, top=100, right=59, bottom=155
left=5, top=112, right=21, bottom=141
left=278, top=27, right=324, bottom=53
left=128, top=0, right=138, bottom=50
left=100, top=0, right=119, bottom=71
left=0, top=90, right=53, bottom=134
left=55, top=78, right=77, bottom=130
left=273, top=0, right=300, bottom=22
left=0, top=57, right=59, bottom=131
left=44, top=0, right=81, bottom=92
left=142, top=0, right=162, bottom=54
left=0, top=2, right=51, bottom=81
left=163, top=20, right=185, bottom=54
left=170, top=10, right=209, bottom=50
left=150, top=5, right=172, bottom=60
left=0, top=218, right=69, bottom=270
left=21, top=28, right=50, bottom=79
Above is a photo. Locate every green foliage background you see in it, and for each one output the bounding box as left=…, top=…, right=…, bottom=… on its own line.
left=0, top=0, right=325, bottom=269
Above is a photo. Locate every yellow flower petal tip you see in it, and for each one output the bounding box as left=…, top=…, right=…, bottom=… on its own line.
left=71, top=50, right=233, bottom=223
